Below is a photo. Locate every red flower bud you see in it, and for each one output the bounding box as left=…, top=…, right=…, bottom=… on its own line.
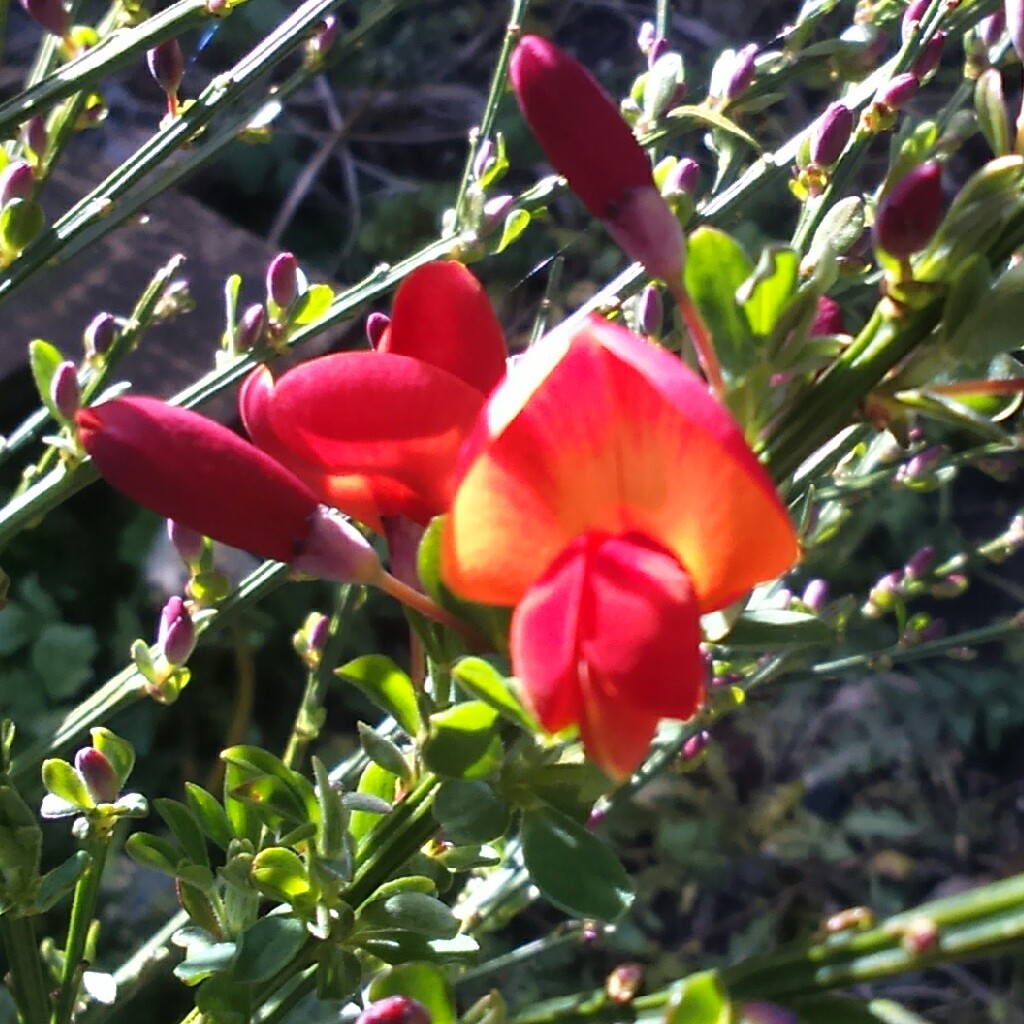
left=809, top=295, right=846, bottom=337
left=22, top=116, right=47, bottom=159
left=874, top=161, right=943, bottom=258
left=719, top=43, right=758, bottom=101
left=50, top=361, right=79, bottom=421
left=664, top=157, right=700, bottom=197
left=158, top=595, right=195, bottom=666
left=146, top=39, right=184, bottom=98
left=875, top=71, right=920, bottom=111
left=902, top=0, right=932, bottom=41
left=911, top=30, right=945, bottom=79
left=84, top=312, right=118, bottom=358
left=809, top=102, right=853, bottom=167
left=20, top=0, right=69, bottom=38
left=74, top=748, right=119, bottom=804
left=355, top=998, right=431, bottom=1024
left=0, top=161, right=35, bottom=207
left=509, top=35, right=685, bottom=282
left=235, top=304, right=265, bottom=353
left=266, top=251, right=299, bottom=309
left=75, top=397, right=376, bottom=578
left=979, top=11, right=1006, bottom=49
left=365, top=311, right=391, bottom=348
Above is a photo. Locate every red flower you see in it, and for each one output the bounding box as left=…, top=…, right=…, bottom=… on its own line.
left=442, top=315, right=798, bottom=778
left=509, top=35, right=685, bottom=285
left=241, top=261, right=507, bottom=532
left=874, top=161, right=944, bottom=259
left=76, top=397, right=380, bottom=583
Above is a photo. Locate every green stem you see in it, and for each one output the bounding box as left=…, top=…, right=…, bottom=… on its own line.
left=453, top=0, right=531, bottom=222
left=1, top=915, right=51, bottom=1024
left=655, top=0, right=668, bottom=40
left=51, top=840, right=108, bottom=1024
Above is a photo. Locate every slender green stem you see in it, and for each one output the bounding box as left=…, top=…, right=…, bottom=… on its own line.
left=1, top=915, right=51, bottom=1024
left=655, top=0, right=668, bottom=41
left=51, top=840, right=107, bottom=1024
left=453, top=0, right=531, bottom=222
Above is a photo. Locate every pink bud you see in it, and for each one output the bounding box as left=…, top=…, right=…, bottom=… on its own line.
left=309, top=15, right=337, bottom=59
left=290, top=506, right=382, bottom=585
left=874, top=161, right=943, bottom=258
left=603, top=185, right=686, bottom=285
left=904, top=545, right=935, bottom=579
left=902, top=0, right=933, bottom=41
left=875, top=72, right=920, bottom=112
left=740, top=1002, right=799, bottom=1024
left=355, top=998, right=431, bottom=1024
left=267, top=251, right=299, bottom=309
left=912, top=31, right=945, bottom=79
left=50, top=361, right=79, bottom=420
left=235, top=304, right=265, bottom=353
left=718, top=43, right=757, bottom=101
left=801, top=578, right=829, bottom=612
left=664, top=157, right=700, bottom=197
left=146, top=39, right=184, bottom=97
left=84, top=312, right=118, bottom=358
left=74, top=748, right=119, bottom=804
left=647, top=37, right=670, bottom=68
left=979, top=11, right=1005, bottom=49
left=22, top=116, right=47, bottom=159
left=0, top=161, right=35, bottom=207
left=810, top=102, right=853, bottom=167
left=682, top=730, right=710, bottom=760
left=637, top=285, right=662, bottom=336
left=20, top=0, right=69, bottom=38
left=810, top=295, right=846, bottom=337
left=158, top=595, right=196, bottom=666
left=472, top=138, right=495, bottom=183
left=482, top=194, right=515, bottom=233
left=605, top=963, right=644, bottom=1003
left=167, top=519, right=204, bottom=565
left=365, top=311, right=391, bottom=348
left=308, top=612, right=330, bottom=652
left=636, top=21, right=657, bottom=55
left=1009, top=0, right=1024, bottom=62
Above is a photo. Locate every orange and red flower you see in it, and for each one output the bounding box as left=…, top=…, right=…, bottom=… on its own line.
left=241, top=261, right=507, bottom=532
left=442, top=315, right=798, bottom=778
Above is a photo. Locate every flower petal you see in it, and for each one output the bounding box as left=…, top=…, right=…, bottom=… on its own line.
left=444, top=315, right=798, bottom=609
left=77, top=396, right=317, bottom=563
left=378, top=261, right=508, bottom=395
left=510, top=35, right=654, bottom=219
left=242, top=353, right=486, bottom=527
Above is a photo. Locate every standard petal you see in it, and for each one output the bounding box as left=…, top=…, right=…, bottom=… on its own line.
left=379, top=261, right=508, bottom=395
left=243, top=354, right=486, bottom=526
left=444, top=315, right=798, bottom=609
left=77, top=397, right=317, bottom=563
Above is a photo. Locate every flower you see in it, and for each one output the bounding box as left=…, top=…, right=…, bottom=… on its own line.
left=509, top=35, right=685, bottom=285
left=76, top=397, right=380, bottom=583
left=442, top=315, right=798, bottom=778
left=874, top=161, right=943, bottom=259
left=241, top=260, right=507, bottom=532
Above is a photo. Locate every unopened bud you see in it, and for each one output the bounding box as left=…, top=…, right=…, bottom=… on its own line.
left=875, top=72, right=920, bottom=112
left=147, top=39, right=184, bottom=98
left=810, top=102, right=853, bottom=167
left=899, top=916, right=940, bottom=955
left=874, top=161, right=943, bottom=259
left=712, top=43, right=757, bottom=101
left=978, top=11, right=1005, bottom=49
left=603, top=185, right=685, bottom=284
left=290, top=505, right=382, bottom=585
left=84, top=312, right=118, bottom=358
left=647, top=37, right=669, bottom=68
left=637, top=285, right=663, bottom=336
left=865, top=570, right=903, bottom=616
left=605, top=963, right=643, bottom=1004
left=266, top=251, right=299, bottom=309
left=904, top=545, right=935, bottom=579
left=1008, top=0, right=1024, bottom=62
left=306, top=15, right=337, bottom=63
left=157, top=595, right=196, bottom=666
left=167, top=519, right=204, bottom=565
left=663, top=156, right=700, bottom=197
left=801, top=578, right=829, bottom=613
left=810, top=295, right=846, bottom=337
left=637, top=21, right=657, bottom=55
left=20, top=0, right=69, bottom=38
left=472, top=138, right=495, bottom=183
left=482, top=193, right=515, bottom=233
left=586, top=804, right=607, bottom=831
left=912, top=31, right=945, bottom=79
left=365, top=311, right=391, bottom=348
left=235, top=304, right=265, bottom=353
left=355, top=997, right=431, bottom=1024
left=901, top=0, right=932, bottom=41
left=681, top=730, right=710, bottom=761
left=0, top=161, right=34, bottom=207
left=22, top=116, right=47, bottom=160
left=739, top=1002, right=799, bottom=1024
left=896, top=444, right=945, bottom=482
left=930, top=573, right=968, bottom=599
left=50, top=361, right=79, bottom=420
left=308, top=612, right=330, bottom=652
left=74, top=747, right=118, bottom=804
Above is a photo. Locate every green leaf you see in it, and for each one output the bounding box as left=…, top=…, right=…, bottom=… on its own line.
left=337, top=655, right=422, bottom=737
left=684, top=227, right=754, bottom=376
left=185, top=783, right=235, bottom=851
left=125, top=833, right=183, bottom=877
left=31, top=623, right=98, bottom=700
left=316, top=946, right=362, bottom=1002
left=155, top=799, right=209, bottom=867
left=496, top=209, right=530, bottom=254
left=233, top=915, right=308, bottom=983
left=221, top=745, right=315, bottom=827
left=666, top=972, right=731, bottom=1024
left=975, top=69, right=1010, bottom=157
left=28, top=339, right=64, bottom=421
left=368, top=963, right=456, bottom=1024
left=360, top=931, right=478, bottom=966
left=33, top=850, right=90, bottom=913
left=422, top=702, right=502, bottom=780
left=350, top=761, right=397, bottom=844
left=194, top=973, right=249, bottom=1024
left=312, top=757, right=348, bottom=860
left=358, top=722, right=411, bottom=782
left=664, top=105, right=760, bottom=151
left=842, top=808, right=919, bottom=840
left=174, top=942, right=237, bottom=985
left=944, top=257, right=1024, bottom=361
left=359, top=891, right=460, bottom=938
left=361, top=876, right=437, bottom=905
left=291, top=283, right=334, bottom=325
left=521, top=805, right=633, bottom=921
left=250, top=847, right=311, bottom=905
left=937, top=253, right=991, bottom=348
left=41, top=758, right=91, bottom=809
left=740, top=246, right=800, bottom=337
left=433, top=780, right=509, bottom=844
left=89, top=728, right=135, bottom=790
left=0, top=602, right=36, bottom=656
left=723, top=610, right=832, bottom=650
left=451, top=658, right=537, bottom=732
